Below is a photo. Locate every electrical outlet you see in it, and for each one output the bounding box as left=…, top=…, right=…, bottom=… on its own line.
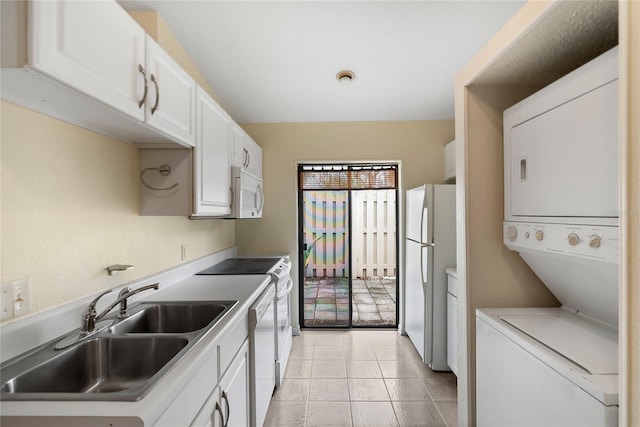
left=1, top=283, right=14, bottom=321
left=181, top=244, right=187, bottom=261
left=12, top=278, right=32, bottom=318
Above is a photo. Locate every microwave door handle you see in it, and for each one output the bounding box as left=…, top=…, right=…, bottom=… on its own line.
left=257, top=183, right=264, bottom=214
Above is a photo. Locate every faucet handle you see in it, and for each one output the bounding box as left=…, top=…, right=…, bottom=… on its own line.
left=82, top=289, right=113, bottom=334
left=87, top=289, right=113, bottom=311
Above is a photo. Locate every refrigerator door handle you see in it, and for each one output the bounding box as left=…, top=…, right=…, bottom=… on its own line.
left=420, top=251, right=424, bottom=289
left=420, top=245, right=433, bottom=290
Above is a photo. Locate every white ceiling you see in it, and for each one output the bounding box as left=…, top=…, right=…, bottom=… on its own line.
left=119, top=1, right=526, bottom=124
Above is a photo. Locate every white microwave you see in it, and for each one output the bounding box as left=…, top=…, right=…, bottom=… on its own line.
left=229, top=166, right=264, bottom=219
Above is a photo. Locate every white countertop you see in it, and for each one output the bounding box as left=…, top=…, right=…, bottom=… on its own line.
left=0, top=253, right=271, bottom=425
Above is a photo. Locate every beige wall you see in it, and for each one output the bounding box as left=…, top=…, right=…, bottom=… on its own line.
left=237, top=120, right=454, bottom=329
left=0, top=101, right=234, bottom=315
left=621, top=1, right=640, bottom=423
left=0, top=9, right=235, bottom=318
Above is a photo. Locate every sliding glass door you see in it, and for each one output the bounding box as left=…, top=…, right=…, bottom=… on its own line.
left=298, top=164, right=398, bottom=329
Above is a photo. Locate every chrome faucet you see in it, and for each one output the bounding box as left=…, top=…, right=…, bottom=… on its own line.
left=54, top=283, right=159, bottom=351
left=80, top=283, right=159, bottom=335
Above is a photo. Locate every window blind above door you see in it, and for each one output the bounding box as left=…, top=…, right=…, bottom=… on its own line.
left=298, top=164, right=397, bottom=190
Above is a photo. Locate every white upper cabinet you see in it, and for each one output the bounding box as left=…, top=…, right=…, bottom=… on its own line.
left=231, top=123, right=262, bottom=178
left=443, top=140, right=456, bottom=182
left=1, top=0, right=196, bottom=148
left=193, top=87, right=232, bottom=217
left=30, top=0, right=146, bottom=121
left=145, top=35, right=197, bottom=147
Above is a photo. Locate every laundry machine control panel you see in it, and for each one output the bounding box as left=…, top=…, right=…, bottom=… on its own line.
left=504, top=221, right=618, bottom=264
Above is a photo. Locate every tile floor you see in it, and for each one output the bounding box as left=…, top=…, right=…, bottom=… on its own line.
left=304, top=278, right=397, bottom=327
left=265, top=329, right=457, bottom=427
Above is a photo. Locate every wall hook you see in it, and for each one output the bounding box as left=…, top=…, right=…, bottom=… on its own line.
left=140, top=164, right=179, bottom=191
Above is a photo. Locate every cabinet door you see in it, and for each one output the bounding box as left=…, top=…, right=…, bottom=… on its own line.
left=191, top=385, right=223, bottom=427
left=219, top=340, right=250, bottom=427
left=231, top=124, right=249, bottom=168
left=30, top=0, right=145, bottom=120
left=193, top=87, right=232, bottom=216
left=443, top=140, right=456, bottom=181
left=145, top=35, right=196, bottom=147
left=446, top=292, right=458, bottom=375
left=244, top=136, right=263, bottom=178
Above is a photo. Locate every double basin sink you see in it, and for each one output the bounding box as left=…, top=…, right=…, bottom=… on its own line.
left=0, top=300, right=237, bottom=401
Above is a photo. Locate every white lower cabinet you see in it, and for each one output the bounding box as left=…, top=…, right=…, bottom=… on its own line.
left=155, top=348, right=219, bottom=427
left=191, top=385, right=223, bottom=427
left=191, top=340, right=250, bottom=427
left=446, top=269, right=458, bottom=376
left=218, top=340, right=250, bottom=427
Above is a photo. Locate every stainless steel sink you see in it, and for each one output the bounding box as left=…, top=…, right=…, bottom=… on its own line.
left=109, top=302, right=232, bottom=334
left=0, top=300, right=237, bottom=401
left=2, top=336, right=187, bottom=396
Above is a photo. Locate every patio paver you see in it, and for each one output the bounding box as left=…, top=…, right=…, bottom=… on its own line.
left=303, top=277, right=397, bottom=327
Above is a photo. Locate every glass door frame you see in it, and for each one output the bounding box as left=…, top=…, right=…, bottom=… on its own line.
left=297, top=163, right=399, bottom=329
left=298, top=186, right=353, bottom=329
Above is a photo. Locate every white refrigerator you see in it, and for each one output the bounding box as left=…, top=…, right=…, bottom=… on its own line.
left=404, top=184, right=456, bottom=370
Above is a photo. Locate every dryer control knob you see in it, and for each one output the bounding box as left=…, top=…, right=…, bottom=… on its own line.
left=568, top=233, right=580, bottom=246
left=506, top=226, right=517, bottom=242
left=535, top=230, right=544, bottom=241
left=589, top=235, right=602, bottom=248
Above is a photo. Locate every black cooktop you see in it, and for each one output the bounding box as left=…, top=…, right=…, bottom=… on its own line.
left=197, top=257, right=281, bottom=275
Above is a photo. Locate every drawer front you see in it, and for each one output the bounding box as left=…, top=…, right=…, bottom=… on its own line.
left=218, top=312, right=249, bottom=380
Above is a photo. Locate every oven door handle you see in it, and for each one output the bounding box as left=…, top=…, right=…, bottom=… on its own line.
left=276, top=277, right=293, bottom=300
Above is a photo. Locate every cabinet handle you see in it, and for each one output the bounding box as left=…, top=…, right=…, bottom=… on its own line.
left=243, top=148, right=249, bottom=168
left=138, top=64, right=148, bottom=109
left=222, top=391, right=230, bottom=427
left=246, top=151, right=251, bottom=168
left=150, top=74, right=160, bottom=115
left=214, top=401, right=225, bottom=427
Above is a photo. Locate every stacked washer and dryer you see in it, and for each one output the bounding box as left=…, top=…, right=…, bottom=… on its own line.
left=476, top=47, right=619, bottom=426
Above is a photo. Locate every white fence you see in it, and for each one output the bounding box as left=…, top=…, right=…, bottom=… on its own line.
left=303, top=190, right=396, bottom=279
left=352, top=190, right=396, bottom=278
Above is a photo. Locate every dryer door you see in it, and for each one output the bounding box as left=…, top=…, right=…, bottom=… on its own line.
left=507, top=79, right=618, bottom=218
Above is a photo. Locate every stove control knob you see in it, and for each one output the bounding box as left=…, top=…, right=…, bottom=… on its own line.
left=589, top=235, right=602, bottom=248
left=506, top=226, right=517, bottom=242
left=535, top=230, right=544, bottom=241
left=568, top=233, right=580, bottom=246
